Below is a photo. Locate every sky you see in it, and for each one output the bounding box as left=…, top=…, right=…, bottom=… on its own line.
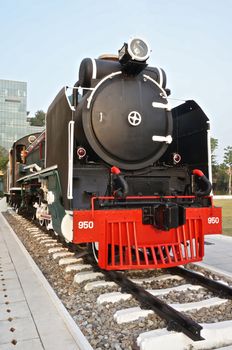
left=0, top=0, right=231, bottom=162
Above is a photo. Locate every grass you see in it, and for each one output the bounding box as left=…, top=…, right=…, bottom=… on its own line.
left=214, top=199, right=232, bottom=236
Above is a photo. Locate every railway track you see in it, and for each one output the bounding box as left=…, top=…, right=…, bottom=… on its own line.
left=4, top=209, right=232, bottom=350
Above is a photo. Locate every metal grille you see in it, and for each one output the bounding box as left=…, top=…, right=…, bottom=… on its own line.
left=104, top=219, right=203, bottom=270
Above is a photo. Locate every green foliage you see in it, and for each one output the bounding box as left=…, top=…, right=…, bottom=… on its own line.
left=211, top=137, right=218, bottom=166
left=223, top=146, right=232, bottom=167
left=223, top=146, right=232, bottom=195
left=211, top=137, right=219, bottom=191
left=30, top=110, right=46, bottom=126
left=212, top=143, right=232, bottom=195
left=213, top=163, right=228, bottom=194
left=0, top=146, right=8, bottom=171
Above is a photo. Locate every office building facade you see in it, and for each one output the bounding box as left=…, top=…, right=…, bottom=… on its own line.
left=0, top=79, right=43, bottom=151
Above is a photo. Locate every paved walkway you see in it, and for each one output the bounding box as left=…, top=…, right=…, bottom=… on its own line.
left=0, top=198, right=91, bottom=350
left=202, top=234, right=232, bottom=276
left=0, top=197, right=7, bottom=212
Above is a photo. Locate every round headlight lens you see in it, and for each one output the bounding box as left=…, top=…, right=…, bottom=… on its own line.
left=128, top=38, right=149, bottom=61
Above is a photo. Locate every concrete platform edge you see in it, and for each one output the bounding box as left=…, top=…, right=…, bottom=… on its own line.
left=194, top=261, right=232, bottom=279
left=0, top=212, right=93, bottom=350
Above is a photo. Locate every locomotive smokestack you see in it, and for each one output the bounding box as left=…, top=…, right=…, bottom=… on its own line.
left=118, top=37, right=150, bottom=75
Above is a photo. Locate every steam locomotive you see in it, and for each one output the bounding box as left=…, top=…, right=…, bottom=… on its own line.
left=6, top=38, right=222, bottom=270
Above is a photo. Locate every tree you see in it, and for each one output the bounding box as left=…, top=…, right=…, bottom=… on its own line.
left=30, top=110, right=46, bottom=127
left=0, top=146, right=8, bottom=171
left=211, top=137, right=218, bottom=167
left=214, top=163, right=228, bottom=194
left=211, top=137, right=219, bottom=190
left=223, top=146, right=232, bottom=195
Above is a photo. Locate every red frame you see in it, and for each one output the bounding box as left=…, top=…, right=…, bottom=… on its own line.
left=73, top=196, right=222, bottom=270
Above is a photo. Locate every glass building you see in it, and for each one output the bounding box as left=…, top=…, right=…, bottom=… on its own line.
left=0, top=79, right=43, bottom=151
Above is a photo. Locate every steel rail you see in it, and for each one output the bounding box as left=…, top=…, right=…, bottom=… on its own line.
left=99, top=269, right=204, bottom=341
left=170, top=266, right=232, bottom=297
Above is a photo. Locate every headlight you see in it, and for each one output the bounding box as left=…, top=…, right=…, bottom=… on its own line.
left=118, top=37, right=150, bottom=75
left=127, top=38, right=150, bottom=61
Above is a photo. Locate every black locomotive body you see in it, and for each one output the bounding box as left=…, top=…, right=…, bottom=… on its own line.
left=7, top=38, right=222, bottom=270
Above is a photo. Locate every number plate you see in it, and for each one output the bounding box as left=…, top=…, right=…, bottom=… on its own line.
left=78, top=221, right=94, bottom=229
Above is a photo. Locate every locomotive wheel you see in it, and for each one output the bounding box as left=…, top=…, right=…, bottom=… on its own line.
left=31, top=213, right=36, bottom=221
left=13, top=203, right=17, bottom=211
left=87, top=242, right=102, bottom=264
left=39, top=219, right=45, bottom=226
left=89, top=243, right=121, bottom=266
left=45, top=220, right=49, bottom=230
left=91, top=242, right=99, bottom=263
left=43, top=206, right=52, bottom=231
left=45, top=219, right=51, bottom=231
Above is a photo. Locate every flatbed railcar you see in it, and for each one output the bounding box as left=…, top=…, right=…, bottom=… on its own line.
left=6, top=38, right=222, bottom=270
